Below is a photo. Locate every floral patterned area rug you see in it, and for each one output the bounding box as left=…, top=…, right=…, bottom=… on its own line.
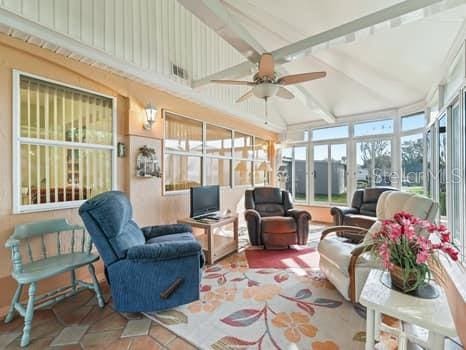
left=145, top=253, right=366, bottom=350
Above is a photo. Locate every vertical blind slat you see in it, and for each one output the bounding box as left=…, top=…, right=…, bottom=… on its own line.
left=86, top=98, right=90, bottom=198
left=62, top=90, right=67, bottom=202
left=44, top=87, right=50, bottom=203
left=62, top=147, right=67, bottom=202
left=35, top=87, right=40, bottom=204
left=71, top=93, right=75, bottom=201
left=27, top=81, right=32, bottom=205
left=54, top=88, right=59, bottom=203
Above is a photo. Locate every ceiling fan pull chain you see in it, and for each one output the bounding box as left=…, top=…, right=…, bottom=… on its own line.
left=264, top=97, right=268, bottom=125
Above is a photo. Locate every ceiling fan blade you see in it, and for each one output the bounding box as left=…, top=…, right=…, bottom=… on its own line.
left=258, top=53, right=275, bottom=78
left=236, top=89, right=254, bottom=103
left=211, top=79, right=255, bottom=86
left=276, top=86, right=294, bottom=100
left=277, top=71, right=326, bottom=85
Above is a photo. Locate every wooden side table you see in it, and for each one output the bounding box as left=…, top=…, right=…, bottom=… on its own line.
left=360, top=269, right=457, bottom=350
left=177, top=215, right=238, bottom=265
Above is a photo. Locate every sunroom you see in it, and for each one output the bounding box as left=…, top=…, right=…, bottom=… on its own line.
left=0, top=1, right=465, bottom=349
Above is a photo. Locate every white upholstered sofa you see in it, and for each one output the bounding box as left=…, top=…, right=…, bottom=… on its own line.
left=318, top=191, right=438, bottom=303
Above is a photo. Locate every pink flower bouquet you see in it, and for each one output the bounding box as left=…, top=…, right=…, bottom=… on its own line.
left=370, top=211, right=459, bottom=292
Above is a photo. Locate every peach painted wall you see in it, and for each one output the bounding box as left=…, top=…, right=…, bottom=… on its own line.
left=296, top=205, right=333, bottom=224
left=0, top=34, right=277, bottom=315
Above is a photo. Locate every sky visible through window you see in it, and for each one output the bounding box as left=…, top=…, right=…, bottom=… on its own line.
left=312, top=125, right=348, bottom=141
left=402, top=113, right=425, bottom=131
left=354, top=119, right=393, bottom=137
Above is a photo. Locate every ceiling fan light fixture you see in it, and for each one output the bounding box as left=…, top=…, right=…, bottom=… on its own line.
left=252, top=83, right=278, bottom=99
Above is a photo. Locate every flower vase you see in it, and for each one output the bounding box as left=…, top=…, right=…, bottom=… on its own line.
left=389, top=264, right=418, bottom=293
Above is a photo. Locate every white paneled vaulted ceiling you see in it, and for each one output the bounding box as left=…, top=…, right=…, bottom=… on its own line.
left=221, top=0, right=466, bottom=123
left=0, top=0, right=465, bottom=132
left=0, top=0, right=285, bottom=130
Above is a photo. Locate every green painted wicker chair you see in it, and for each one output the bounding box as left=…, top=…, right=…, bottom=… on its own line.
left=4, top=218, right=104, bottom=347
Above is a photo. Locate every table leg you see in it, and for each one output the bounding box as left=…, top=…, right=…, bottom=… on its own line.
left=207, top=227, right=214, bottom=265
left=233, top=217, right=239, bottom=252
left=427, top=332, right=444, bottom=350
left=374, top=311, right=381, bottom=341
left=365, top=308, right=375, bottom=350
left=398, top=322, right=408, bottom=350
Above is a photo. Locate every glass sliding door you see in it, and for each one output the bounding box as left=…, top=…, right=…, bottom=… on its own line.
left=356, top=141, right=371, bottom=189
left=356, top=139, right=392, bottom=189
left=280, top=147, right=293, bottom=195
left=449, top=101, right=461, bottom=242
left=330, top=144, right=347, bottom=204
left=313, top=145, right=329, bottom=202
left=438, top=114, right=447, bottom=218
left=401, top=133, right=424, bottom=194
left=425, top=129, right=432, bottom=197
left=294, top=146, right=307, bottom=202
left=313, top=143, right=347, bottom=204
left=278, top=145, right=307, bottom=202
left=373, top=140, right=392, bottom=186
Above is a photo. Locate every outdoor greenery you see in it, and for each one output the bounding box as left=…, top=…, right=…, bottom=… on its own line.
left=296, top=193, right=347, bottom=204
left=403, top=186, right=424, bottom=195
left=313, top=193, right=347, bottom=204
left=401, top=137, right=423, bottom=187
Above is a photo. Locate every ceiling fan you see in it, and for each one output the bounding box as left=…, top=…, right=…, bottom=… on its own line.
left=211, top=53, right=327, bottom=103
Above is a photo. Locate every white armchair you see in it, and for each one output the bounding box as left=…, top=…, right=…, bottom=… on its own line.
left=318, top=191, right=438, bottom=303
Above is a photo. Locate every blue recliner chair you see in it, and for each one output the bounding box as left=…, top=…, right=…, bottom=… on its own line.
left=79, top=191, right=204, bottom=312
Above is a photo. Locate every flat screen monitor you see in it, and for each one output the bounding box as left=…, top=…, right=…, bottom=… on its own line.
left=190, top=185, right=220, bottom=218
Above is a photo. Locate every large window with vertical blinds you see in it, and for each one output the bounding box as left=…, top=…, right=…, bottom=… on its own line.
left=13, top=72, right=116, bottom=213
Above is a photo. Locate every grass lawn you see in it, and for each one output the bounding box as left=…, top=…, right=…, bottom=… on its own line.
left=402, top=186, right=424, bottom=195
left=314, top=193, right=347, bottom=204
left=295, top=193, right=347, bottom=204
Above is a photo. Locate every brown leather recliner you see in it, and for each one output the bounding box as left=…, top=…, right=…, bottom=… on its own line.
left=244, top=187, right=312, bottom=249
left=330, top=187, right=397, bottom=229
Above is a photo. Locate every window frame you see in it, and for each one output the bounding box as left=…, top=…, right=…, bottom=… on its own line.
left=311, top=141, right=349, bottom=205
left=162, top=110, right=270, bottom=194
left=12, top=70, right=117, bottom=213
left=163, top=110, right=205, bottom=195
left=205, top=122, right=233, bottom=188
left=311, top=124, right=349, bottom=142
left=252, top=136, right=271, bottom=187
left=400, top=112, right=426, bottom=195
left=283, top=112, right=428, bottom=207
left=233, top=131, right=254, bottom=188
left=401, top=112, right=426, bottom=132
left=353, top=118, right=394, bottom=138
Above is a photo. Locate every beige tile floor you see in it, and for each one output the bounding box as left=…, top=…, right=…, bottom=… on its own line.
left=0, top=284, right=197, bottom=350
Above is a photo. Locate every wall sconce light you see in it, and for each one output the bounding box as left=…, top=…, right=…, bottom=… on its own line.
left=144, top=103, right=157, bottom=130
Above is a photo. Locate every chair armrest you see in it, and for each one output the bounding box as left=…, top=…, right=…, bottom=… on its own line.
left=330, top=206, right=359, bottom=225
left=5, top=238, right=23, bottom=273
left=244, top=209, right=261, bottom=246
left=5, top=238, right=20, bottom=249
left=141, top=224, right=192, bottom=239
left=288, top=209, right=312, bottom=245
left=350, top=243, right=372, bottom=257
left=245, top=209, right=261, bottom=220
left=127, top=240, right=202, bottom=262
left=320, top=226, right=368, bottom=241
left=348, top=243, right=373, bottom=303
left=287, top=209, right=311, bottom=221
left=330, top=206, right=359, bottom=216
